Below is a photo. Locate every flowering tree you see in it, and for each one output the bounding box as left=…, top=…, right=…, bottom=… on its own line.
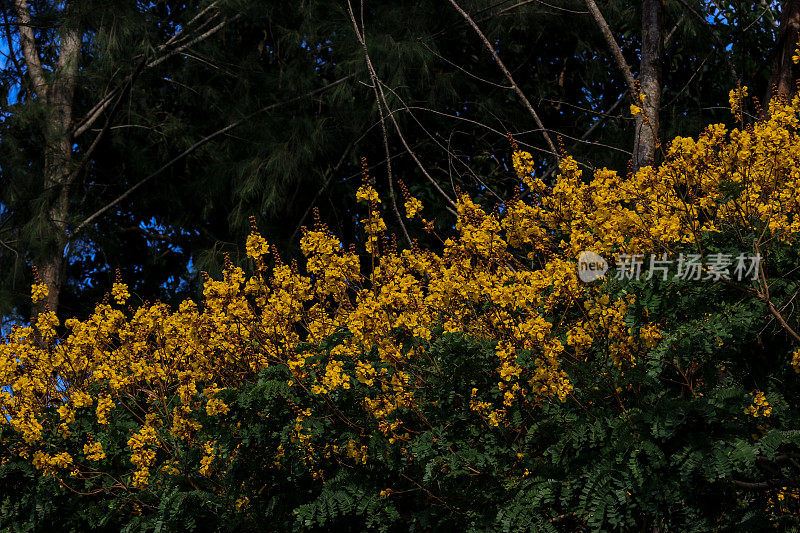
left=3, top=90, right=800, bottom=530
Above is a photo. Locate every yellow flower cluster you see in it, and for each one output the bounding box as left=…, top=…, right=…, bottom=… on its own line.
left=199, top=440, right=216, bottom=476
left=768, top=484, right=800, bottom=517
left=111, top=282, right=130, bottom=305
left=32, top=450, right=73, bottom=476
left=404, top=196, right=423, bottom=219
left=96, top=396, right=113, bottom=426
left=300, top=227, right=359, bottom=298
left=31, top=282, right=49, bottom=304
left=128, top=425, right=158, bottom=487
left=83, top=441, right=106, bottom=461
left=356, top=182, right=381, bottom=204
left=745, top=390, right=772, bottom=418
left=356, top=183, right=386, bottom=255
left=245, top=232, right=270, bottom=261
left=311, top=358, right=351, bottom=395
left=630, top=91, right=646, bottom=117
left=512, top=148, right=535, bottom=179
left=515, top=92, right=800, bottom=259
left=345, top=439, right=369, bottom=465
left=5, top=92, right=800, bottom=494
left=729, top=85, right=748, bottom=122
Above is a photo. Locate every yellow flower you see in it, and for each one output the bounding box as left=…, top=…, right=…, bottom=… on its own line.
left=745, top=390, right=771, bottom=418
left=512, top=150, right=535, bottom=180
left=199, top=441, right=216, bottom=476
left=404, top=196, right=423, bottom=219
left=111, top=282, right=130, bottom=305
left=206, top=398, right=229, bottom=416
left=356, top=183, right=381, bottom=204
left=96, top=396, right=114, bottom=426
left=31, top=282, right=49, bottom=304
left=729, top=86, right=748, bottom=119
left=83, top=441, right=106, bottom=461
left=246, top=232, right=270, bottom=260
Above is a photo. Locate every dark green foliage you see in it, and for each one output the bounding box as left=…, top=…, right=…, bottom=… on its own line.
left=5, top=248, right=800, bottom=531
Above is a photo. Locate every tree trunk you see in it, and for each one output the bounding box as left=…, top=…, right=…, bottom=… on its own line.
left=634, top=0, right=664, bottom=170
left=13, top=0, right=81, bottom=317
left=38, top=28, right=80, bottom=316
left=37, top=122, right=72, bottom=316
left=766, top=0, right=800, bottom=105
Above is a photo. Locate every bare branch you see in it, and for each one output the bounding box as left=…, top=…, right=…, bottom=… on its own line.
left=73, top=89, right=119, bottom=137
left=73, top=75, right=354, bottom=236
left=1, top=2, right=22, bottom=75
left=347, top=1, right=457, bottom=213
left=540, top=93, right=626, bottom=182
left=73, top=10, right=242, bottom=138
left=583, top=0, right=637, bottom=95
left=448, top=0, right=559, bottom=160
left=418, top=40, right=512, bottom=90
left=665, top=14, right=684, bottom=47
left=288, top=140, right=355, bottom=245
left=146, top=13, right=241, bottom=70
left=160, top=1, right=220, bottom=49
left=391, top=104, right=591, bottom=168
left=731, top=477, right=800, bottom=490
left=68, top=56, right=149, bottom=185
left=378, top=83, right=507, bottom=202
left=576, top=93, right=626, bottom=142
left=674, top=0, right=739, bottom=82
left=662, top=50, right=712, bottom=109
left=498, top=0, right=589, bottom=15
left=348, top=2, right=417, bottom=243
left=753, top=240, right=800, bottom=343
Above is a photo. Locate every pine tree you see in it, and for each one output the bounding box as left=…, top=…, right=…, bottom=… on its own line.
left=0, top=0, right=786, bottom=321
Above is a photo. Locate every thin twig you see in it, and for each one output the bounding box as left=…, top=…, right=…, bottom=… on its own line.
left=1, top=1, right=22, bottom=75
left=73, top=75, right=354, bottom=236
left=73, top=10, right=242, bottom=137
left=583, top=0, right=637, bottom=95
left=674, top=0, right=739, bottom=82
left=68, top=55, right=149, bottom=185
left=288, top=139, right=355, bottom=245
left=348, top=1, right=457, bottom=213
left=347, top=3, right=411, bottom=245
left=448, top=0, right=559, bottom=160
